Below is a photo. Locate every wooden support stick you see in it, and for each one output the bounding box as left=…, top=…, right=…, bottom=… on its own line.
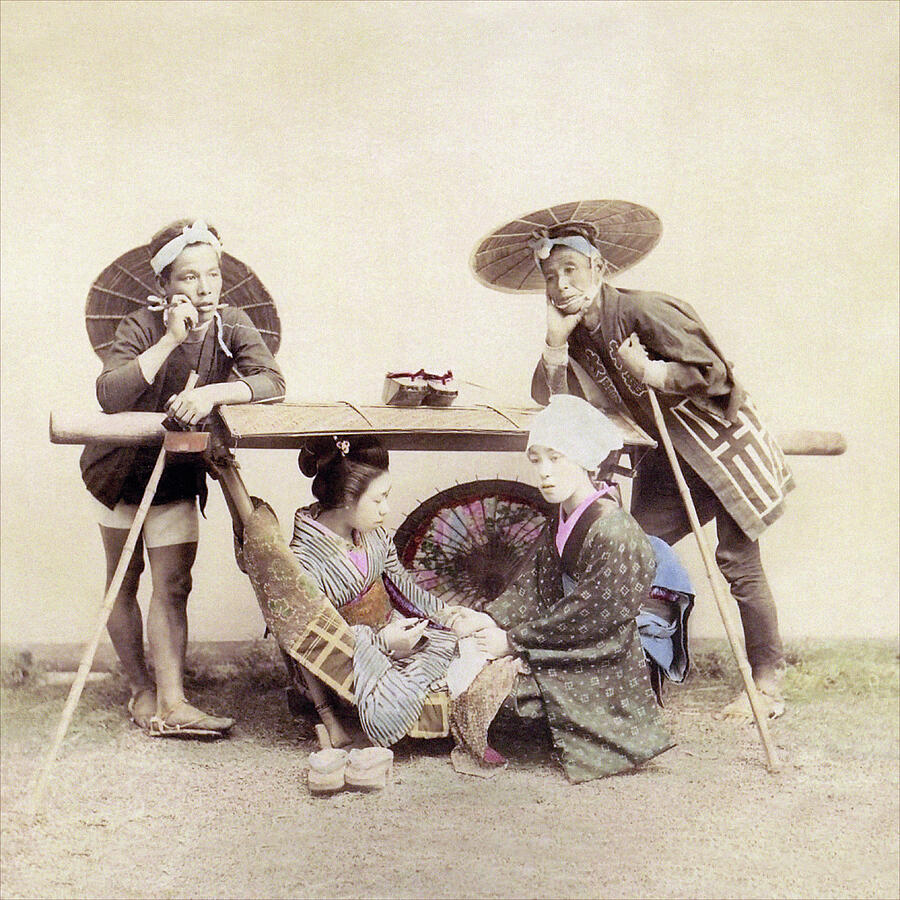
left=29, top=373, right=199, bottom=816
left=776, top=430, right=846, bottom=456
left=49, top=407, right=848, bottom=457
left=646, top=388, right=780, bottom=773
left=50, top=410, right=168, bottom=445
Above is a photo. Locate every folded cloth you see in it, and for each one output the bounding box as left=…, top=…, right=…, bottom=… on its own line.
left=648, top=536, right=693, bottom=595
left=639, top=537, right=696, bottom=705
left=445, top=636, right=491, bottom=699
left=636, top=611, right=677, bottom=673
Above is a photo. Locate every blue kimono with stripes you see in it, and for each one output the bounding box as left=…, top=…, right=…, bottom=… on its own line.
left=290, top=508, right=456, bottom=746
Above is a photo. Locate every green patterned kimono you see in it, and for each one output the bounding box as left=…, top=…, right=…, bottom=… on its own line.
left=487, top=502, right=673, bottom=782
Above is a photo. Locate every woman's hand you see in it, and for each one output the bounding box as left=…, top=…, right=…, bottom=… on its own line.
left=165, top=384, right=216, bottom=426
left=473, top=626, right=512, bottom=659
left=545, top=298, right=585, bottom=348
left=379, top=617, right=429, bottom=659
left=442, top=606, right=497, bottom=639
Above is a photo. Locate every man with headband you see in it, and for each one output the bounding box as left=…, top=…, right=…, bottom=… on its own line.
left=528, top=222, right=792, bottom=719
left=80, top=218, right=284, bottom=737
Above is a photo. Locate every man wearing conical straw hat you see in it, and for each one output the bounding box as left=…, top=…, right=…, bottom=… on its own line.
left=471, top=201, right=793, bottom=718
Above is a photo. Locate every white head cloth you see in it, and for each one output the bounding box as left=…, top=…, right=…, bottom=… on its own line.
left=150, top=220, right=222, bottom=275
left=526, top=394, right=624, bottom=471
left=528, top=233, right=602, bottom=266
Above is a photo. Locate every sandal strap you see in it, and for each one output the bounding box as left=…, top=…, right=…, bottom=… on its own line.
left=155, top=700, right=232, bottom=731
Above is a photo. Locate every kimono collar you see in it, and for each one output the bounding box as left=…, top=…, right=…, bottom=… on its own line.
left=295, top=505, right=359, bottom=551
left=555, top=484, right=618, bottom=556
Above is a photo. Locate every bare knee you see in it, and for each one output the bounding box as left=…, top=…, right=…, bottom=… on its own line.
left=152, top=567, right=193, bottom=605
left=106, top=555, right=144, bottom=600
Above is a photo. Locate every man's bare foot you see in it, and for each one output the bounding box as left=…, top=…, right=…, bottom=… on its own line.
left=716, top=685, right=785, bottom=721
left=148, top=699, right=234, bottom=737
left=127, top=687, right=157, bottom=731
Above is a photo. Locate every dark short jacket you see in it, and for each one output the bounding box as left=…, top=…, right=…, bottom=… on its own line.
left=81, top=306, right=284, bottom=509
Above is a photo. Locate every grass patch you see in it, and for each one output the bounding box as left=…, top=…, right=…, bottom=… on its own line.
left=688, top=638, right=899, bottom=700
left=782, top=639, right=899, bottom=700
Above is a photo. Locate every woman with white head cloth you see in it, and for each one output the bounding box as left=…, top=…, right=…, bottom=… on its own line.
left=481, top=394, right=673, bottom=782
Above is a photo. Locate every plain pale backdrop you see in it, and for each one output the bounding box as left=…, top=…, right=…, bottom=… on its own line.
left=1, top=0, right=897, bottom=646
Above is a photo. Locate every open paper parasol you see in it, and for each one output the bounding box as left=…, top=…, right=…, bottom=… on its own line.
left=470, top=199, right=662, bottom=293
left=394, top=479, right=552, bottom=610
left=85, top=245, right=281, bottom=361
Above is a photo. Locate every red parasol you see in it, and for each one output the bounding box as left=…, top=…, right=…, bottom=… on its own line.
left=394, top=479, right=552, bottom=610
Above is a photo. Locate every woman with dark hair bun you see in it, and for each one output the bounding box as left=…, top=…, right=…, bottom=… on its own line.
left=289, top=435, right=501, bottom=752
left=296, top=435, right=390, bottom=512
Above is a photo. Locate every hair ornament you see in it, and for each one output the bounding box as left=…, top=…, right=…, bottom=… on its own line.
left=334, top=437, right=351, bottom=456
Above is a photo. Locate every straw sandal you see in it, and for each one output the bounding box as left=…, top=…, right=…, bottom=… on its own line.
left=423, top=371, right=458, bottom=407
left=382, top=373, right=428, bottom=407
left=344, top=747, right=393, bottom=790
left=148, top=700, right=234, bottom=738
left=307, top=748, right=349, bottom=795
left=127, top=688, right=157, bottom=731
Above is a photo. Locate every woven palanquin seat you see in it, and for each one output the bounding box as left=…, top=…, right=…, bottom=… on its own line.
left=241, top=502, right=449, bottom=738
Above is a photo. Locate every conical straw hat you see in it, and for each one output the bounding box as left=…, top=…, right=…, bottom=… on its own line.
left=470, top=199, right=661, bottom=293
left=85, top=245, right=281, bottom=361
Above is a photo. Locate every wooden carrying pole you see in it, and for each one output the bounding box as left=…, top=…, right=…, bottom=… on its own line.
left=646, top=388, right=780, bottom=773
left=28, top=373, right=200, bottom=816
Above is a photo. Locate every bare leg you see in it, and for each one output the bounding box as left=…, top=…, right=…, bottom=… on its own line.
left=100, top=525, right=154, bottom=696
left=145, top=541, right=197, bottom=715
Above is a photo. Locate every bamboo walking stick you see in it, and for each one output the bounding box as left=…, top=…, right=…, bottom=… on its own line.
left=28, top=372, right=200, bottom=815
left=645, top=387, right=780, bottom=773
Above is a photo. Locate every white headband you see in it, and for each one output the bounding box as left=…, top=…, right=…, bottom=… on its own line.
left=527, top=394, right=624, bottom=471
left=150, top=220, right=222, bottom=275
left=528, top=234, right=602, bottom=266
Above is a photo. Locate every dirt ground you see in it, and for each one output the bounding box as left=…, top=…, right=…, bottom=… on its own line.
left=1, top=639, right=897, bottom=900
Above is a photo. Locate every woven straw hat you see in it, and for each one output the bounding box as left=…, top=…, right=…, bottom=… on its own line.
left=470, top=199, right=661, bottom=293
left=85, top=244, right=281, bottom=362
